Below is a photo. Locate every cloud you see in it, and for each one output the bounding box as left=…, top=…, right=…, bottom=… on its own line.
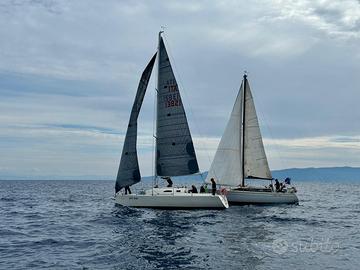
left=270, top=0, right=360, bottom=39
left=263, top=135, right=360, bottom=169
left=1, top=116, right=359, bottom=178
left=0, top=0, right=359, bottom=179
left=264, top=135, right=360, bottom=150
left=1, top=0, right=359, bottom=81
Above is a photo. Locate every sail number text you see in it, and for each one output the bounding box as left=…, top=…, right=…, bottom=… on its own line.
left=164, top=81, right=182, bottom=108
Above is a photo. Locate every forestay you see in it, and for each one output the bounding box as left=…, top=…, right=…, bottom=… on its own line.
left=115, top=54, right=157, bottom=193
left=155, top=37, right=199, bottom=176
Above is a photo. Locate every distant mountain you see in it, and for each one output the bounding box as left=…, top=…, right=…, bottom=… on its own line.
left=141, top=167, right=360, bottom=183
left=0, top=174, right=115, bottom=181
left=1, top=167, right=359, bottom=181
left=271, top=167, right=360, bottom=181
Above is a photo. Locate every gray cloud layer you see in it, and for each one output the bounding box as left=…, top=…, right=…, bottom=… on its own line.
left=0, top=0, right=359, bottom=178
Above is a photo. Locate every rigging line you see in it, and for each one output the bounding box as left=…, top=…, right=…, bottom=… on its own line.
left=162, top=34, right=214, bottom=177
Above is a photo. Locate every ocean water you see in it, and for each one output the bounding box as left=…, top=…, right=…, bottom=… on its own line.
left=0, top=180, right=359, bottom=270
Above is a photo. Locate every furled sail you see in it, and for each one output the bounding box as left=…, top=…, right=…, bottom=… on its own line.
left=155, top=36, right=199, bottom=176
left=115, top=53, right=157, bottom=193
left=205, top=87, right=243, bottom=186
left=243, top=80, right=272, bottom=179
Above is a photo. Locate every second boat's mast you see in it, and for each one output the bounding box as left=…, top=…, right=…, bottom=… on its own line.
left=241, top=73, right=247, bottom=187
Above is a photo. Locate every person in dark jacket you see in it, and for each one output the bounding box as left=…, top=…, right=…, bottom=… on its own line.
left=162, top=177, right=173, bottom=187
left=190, top=185, right=198, bottom=193
left=200, top=185, right=206, bottom=193
left=284, top=177, right=291, bottom=185
left=125, top=186, right=131, bottom=195
left=210, top=178, right=217, bottom=195
left=274, top=179, right=280, bottom=192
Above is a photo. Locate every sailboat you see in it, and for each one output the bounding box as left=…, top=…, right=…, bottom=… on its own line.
left=206, top=74, right=298, bottom=205
left=114, top=32, right=228, bottom=209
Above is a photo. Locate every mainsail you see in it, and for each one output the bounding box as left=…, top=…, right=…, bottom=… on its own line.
left=155, top=36, right=199, bottom=176
left=206, top=75, right=271, bottom=186
left=115, top=54, right=157, bottom=193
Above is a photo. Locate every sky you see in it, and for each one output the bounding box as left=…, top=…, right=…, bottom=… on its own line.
left=0, top=0, right=359, bottom=180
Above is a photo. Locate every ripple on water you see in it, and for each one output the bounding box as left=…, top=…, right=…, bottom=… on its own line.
left=0, top=180, right=359, bottom=270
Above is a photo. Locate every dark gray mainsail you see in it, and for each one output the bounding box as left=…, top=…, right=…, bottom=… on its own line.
left=155, top=36, right=199, bottom=176
left=115, top=54, right=156, bottom=193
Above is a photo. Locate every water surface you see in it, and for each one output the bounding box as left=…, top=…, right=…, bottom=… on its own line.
left=0, top=180, right=359, bottom=269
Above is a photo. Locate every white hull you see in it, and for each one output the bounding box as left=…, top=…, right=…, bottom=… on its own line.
left=115, top=187, right=229, bottom=209
left=226, top=188, right=298, bottom=205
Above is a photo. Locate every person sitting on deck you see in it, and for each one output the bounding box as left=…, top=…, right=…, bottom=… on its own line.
left=200, top=185, right=206, bottom=193
left=274, top=179, right=280, bottom=192
left=210, top=178, right=217, bottom=195
left=189, top=185, right=198, bottom=193
left=162, top=177, right=173, bottom=187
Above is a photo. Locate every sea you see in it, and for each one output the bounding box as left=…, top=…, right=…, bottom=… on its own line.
left=0, top=180, right=359, bottom=270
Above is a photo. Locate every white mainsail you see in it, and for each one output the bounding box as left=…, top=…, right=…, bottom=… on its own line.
left=206, top=75, right=271, bottom=187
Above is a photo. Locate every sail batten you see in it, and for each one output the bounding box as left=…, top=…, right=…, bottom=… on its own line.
left=115, top=53, right=157, bottom=193
left=155, top=36, right=199, bottom=177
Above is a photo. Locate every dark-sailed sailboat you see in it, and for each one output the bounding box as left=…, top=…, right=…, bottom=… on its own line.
left=206, top=74, right=298, bottom=204
left=114, top=32, right=228, bottom=209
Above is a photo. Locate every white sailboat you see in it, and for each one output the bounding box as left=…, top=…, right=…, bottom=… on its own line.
left=206, top=74, right=298, bottom=205
left=114, top=32, right=228, bottom=209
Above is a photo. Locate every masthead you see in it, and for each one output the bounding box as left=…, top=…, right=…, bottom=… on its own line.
left=243, top=70, right=248, bottom=79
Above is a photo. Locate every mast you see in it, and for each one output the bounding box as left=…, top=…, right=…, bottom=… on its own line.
left=241, top=73, right=247, bottom=187
left=154, top=30, right=163, bottom=187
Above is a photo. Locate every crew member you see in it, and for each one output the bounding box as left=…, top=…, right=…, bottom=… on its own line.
left=162, top=176, right=173, bottom=187
left=275, top=179, right=280, bottom=192
left=210, top=178, right=217, bottom=195
left=190, top=185, right=198, bottom=193
left=125, top=186, right=131, bottom=195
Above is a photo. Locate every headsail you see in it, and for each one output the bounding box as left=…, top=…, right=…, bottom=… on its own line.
left=243, top=80, right=272, bottom=180
left=205, top=87, right=243, bottom=186
left=115, top=53, right=157, bottom=193
left=155, top=36, right=199, bottom=176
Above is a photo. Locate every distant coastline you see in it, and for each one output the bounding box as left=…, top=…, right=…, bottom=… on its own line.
left=1, top=166, right=359, bottom=181
left=271, top=166, right=360, bottom=181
